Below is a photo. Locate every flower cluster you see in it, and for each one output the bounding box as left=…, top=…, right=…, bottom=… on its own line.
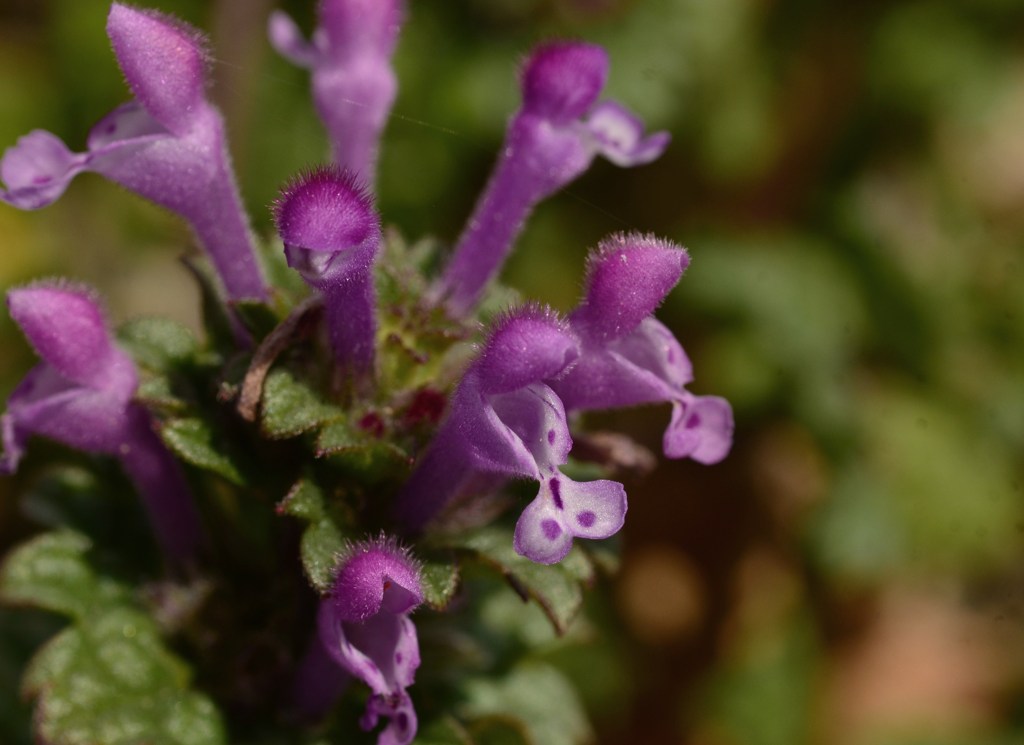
left=0, top=2, right=732, bottom=743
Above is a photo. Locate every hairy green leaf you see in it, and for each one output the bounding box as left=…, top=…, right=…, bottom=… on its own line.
left=0, top=531, right=125, bottom=619
left=24, top=607, right=226, bottom=745
left=420, top=553, right=461, bottom=611
left=160, top=417, right=245, bottom=485
left=2, top=531, right=226, bottom=745
left=117, top=317, right=199, bottom=372
left=451, top=527, right=591, bottom=635
left=279, top=479, right=353, bottom=592
left=260, top=368, right=343, bottom=439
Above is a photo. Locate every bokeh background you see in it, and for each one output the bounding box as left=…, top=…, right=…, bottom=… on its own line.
left=2, top=0, right=1024, bottom=743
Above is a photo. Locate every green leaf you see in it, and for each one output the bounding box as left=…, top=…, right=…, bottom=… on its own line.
left=0, top=531, right=125, bottom=619
left=315, top=418, right=360, bottom=454
left=461, top=664, right=592, bottom=745
left=316, top=421, right=412, bottom=478
left=24, top=607, right=226, bottom=745
left=1, top=531, right=226, bottom=745
left=419, top=553, right=461, bottom=611
left=135, top=373, right=188, bottom=411
left=450, top=527, right=590, bottom=635
left=279, top=480, right=353, bottom=592
left=260, top=368, right=344, bottom=439
left=233, top=300, right=281, bottom=342
left=160, top=417, right=245, bottom=485
left=117, top=317, right=199, bottom=372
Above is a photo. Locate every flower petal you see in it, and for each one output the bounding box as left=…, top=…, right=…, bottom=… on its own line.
left=320, top=0, right=404, bottom=58
left=587, top=100, right=670, bottom=167
left=362, top=690, right=417, bottom=745
left=0, top=131, right=88, bottom=210
left=552, top=318, right=692, bottom=411
left=664, top=395, right=734, bottom=464
left=87, top=101, right=167, bottom=151
left=489, top=383, right=572, bottom=468
left=319, top=603, right=389, bottom=695
left=7, top=284, right=135, bottom=390
left=268, top=10, right=318, bottom=68
left=521, top=42, right=608, bottom=123
left=555, top=476, right=627, bottom=540
left=107, top=3, right=210, bottom=136
left=610, top=317, right=694, bottom=390
left=476, top=306, right=578, bottom=395
left=514, top=493, right=574, bottom=565
left=452, top=380, right=538, bottom=478
left=574, top=233, right=688, bottom=341
left=273, top=166, right=379, bottom=282
left=4, top=365, right=131, bottom=461
left=330, top=538, right=423, bottom=623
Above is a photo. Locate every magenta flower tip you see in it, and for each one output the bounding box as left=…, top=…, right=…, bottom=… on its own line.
left=521, top=41, right=609, bottom=123
left=331, top=536, right=423, bottom=622
left=273, top=166, right=377, bottom=254
left=477, top=305, right=579, bottom=395
left=107, top=3, right=210, bottom=137
left=7, top=281, right=128, bottom=390
left=273, top=165, right=381, bottom=374
left=576, top=233, right=689, bottom=340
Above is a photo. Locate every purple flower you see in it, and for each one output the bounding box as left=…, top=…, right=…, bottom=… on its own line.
left=435, top=41, right=671, bottom=316
left=269, top=0, right=404, bottom=186
left=0, top=4, right=268, bottom=303
left=313, top=537, right=422, bottom=745
left=1, top=282, right=202, bottom=563
left=396, top=306, right=627, bottom=565
left=549, top=233, right=734, bottom=464
left=273, top=166, right=381, bottom=378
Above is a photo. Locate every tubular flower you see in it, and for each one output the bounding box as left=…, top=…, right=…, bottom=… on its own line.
left=1, top=282, right=202, bottom=563
left=396, top=306, right=627, bottom=565
left=273, top=166, right=382, bottom=378
left=269, top=0, right=404, bottom=186
left=314, top=538, right=423, bottom=745
left=0, top=4, right=268, bottom=303
left=435, top=41, right=670, bottom=316
left=549, top=233, right=734, bottom=464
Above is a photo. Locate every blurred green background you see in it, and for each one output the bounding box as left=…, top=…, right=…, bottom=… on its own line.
left=2, top=0, right=1024, bottom=743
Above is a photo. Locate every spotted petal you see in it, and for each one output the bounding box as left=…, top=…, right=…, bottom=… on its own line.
left=0, top=131, right=88, bottom=210
left=664, top=395, right=734, bottom=464
left=513, top=494, right=575, bottom=565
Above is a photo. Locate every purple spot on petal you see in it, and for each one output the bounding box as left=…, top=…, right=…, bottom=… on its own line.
left=397, top=713, right=408, bottom=730
left=395, top=653, right=402, bottom=664
left=577, top=511, right=596, bottom=527
left=105, top=123, right=116, bottom=134
left=547, top=429, right=556, bottom=445
left=686, top=413, right=702, bottom=429
left=31, top=176, right=52, bottom=185
left=667, top=348, right=675, bottom=363
left=549, top=478, right=563, bottom=509
left=541, top=519, right=562, bottom=540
